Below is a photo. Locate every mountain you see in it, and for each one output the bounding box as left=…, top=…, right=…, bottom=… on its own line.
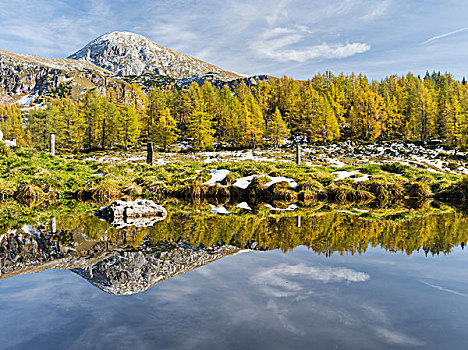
left=0, top=50, right=124, bottom=105
left=73, top=244, right=241, bottom=295
left=0, top=225, right=241, bottom=295
left=68, top=31, right=244, bottom=81
left=0, top=31, right=266, bottom=105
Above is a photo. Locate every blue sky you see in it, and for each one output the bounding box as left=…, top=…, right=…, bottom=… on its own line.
left=1, top=0, right=468, bottom=80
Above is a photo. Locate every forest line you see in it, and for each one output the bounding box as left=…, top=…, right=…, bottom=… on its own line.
left=1, top=71, right=468, bottom=153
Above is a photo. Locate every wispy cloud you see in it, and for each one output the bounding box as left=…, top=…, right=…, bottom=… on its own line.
left=422, top=281, right=468, bottom=298
left=362, top=0, right=391, bottom=20
left=375, top=327, right=425, bottom=346
left=423, top=27, right=468, bottom=44
left=1, top=0, right=468, bottom=79
left=265, top=0, right=291, bottom=26
left=251, top=34, right=370, bottom=62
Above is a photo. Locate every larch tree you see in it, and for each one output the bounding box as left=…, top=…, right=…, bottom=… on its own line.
left=118, top=104, right=140, bottom=150
left=154, top=107, right=178, bottom=151
left=267, top=108, right=290, bottom=148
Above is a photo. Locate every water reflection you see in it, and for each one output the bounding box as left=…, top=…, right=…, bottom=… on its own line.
left=1, top=207, right=467, bottom=295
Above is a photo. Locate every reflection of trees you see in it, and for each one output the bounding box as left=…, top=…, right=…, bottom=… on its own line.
left=9, top=210, right=468, bottom=258
left=2, top=210, right=467, bottom=282
left=145, top=211, right=468, bottom=256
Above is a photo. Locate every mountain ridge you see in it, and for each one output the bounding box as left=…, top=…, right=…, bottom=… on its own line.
left=68, top=31, right=244, bottom=81
left=0, top=31, right=267, bottom=105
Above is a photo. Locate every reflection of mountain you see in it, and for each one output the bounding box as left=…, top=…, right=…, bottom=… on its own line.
left=72, top=244, right=241, bottom=295
left=2, top=209, right=468, bottom=293
left=0, top=229, right=119, bottom=279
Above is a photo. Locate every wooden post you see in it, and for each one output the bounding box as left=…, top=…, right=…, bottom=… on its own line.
left=296, top=144, right=301, bottom=165
left=50, top=132, right=55, bottom=156
left=50, top=217, right=56, bottom=234
left=147, top=142, right=153, bottom=165
left=296, top=216, right=301, bottom=228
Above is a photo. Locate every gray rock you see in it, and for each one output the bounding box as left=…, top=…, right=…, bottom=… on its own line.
left=95, top=199, right=167, bottom=228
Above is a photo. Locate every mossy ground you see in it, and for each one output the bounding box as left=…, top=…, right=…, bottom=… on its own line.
left=1, top=146, right=466, bottom=207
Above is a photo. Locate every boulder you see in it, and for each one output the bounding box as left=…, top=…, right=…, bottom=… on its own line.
left=2, top=139, right=16, bottom=147
left=95, top=199, right=167, bottom=228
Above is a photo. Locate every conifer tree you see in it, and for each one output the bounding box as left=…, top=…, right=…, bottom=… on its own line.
left=187, top=99, right=214, bottom=151
left=154, top=107, right=178, bottom=151
left=118, top=104, right=140, bottom=150
left=267, top=108, right=290, bottom=147
left=0, top=104, right=26, bottom=145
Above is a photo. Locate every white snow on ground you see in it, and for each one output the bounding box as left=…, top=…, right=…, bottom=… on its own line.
left=16, top=94, right=36, bottom=107
left=203, top=169, right=230, bottom=186
left=233, top=174, right=298, bottom=189
left=265, top=203, right=298, bottom=211
left=75, top=141, right=467, bottom=177
left=236, top=202, right=252, bottom=210
left=209, top=205, right=230, bottom=215
left=327, top=158, right=347, bottom=168
left=233, top=175, right=260, bottom=189
left=21, top=225, right=34, bottom=234
left=21, top=225, right=41, bottom=237
left=182, top=176, right=197, bottom=182
left=333, top=170, right=360, bottom=181
left=232, top=249, right=252, bottom=256
left=338, top=210, right=355, bottom=215
left=264, top=176, right=298, bottom=188
left=353, top=174, right=370, bottom=182
left=332, top=170, right=370, bottom=182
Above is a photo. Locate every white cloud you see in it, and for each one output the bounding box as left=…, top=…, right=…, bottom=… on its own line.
left=252, top=37, right=371, bottom=62
left=253, top=263, right=370, bottom=288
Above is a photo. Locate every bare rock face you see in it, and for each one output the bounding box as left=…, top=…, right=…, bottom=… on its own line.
left=73, top=244, right=241, bottom=295
left=0, top=226, right=242, bottom=295
left=68, top=31, right=243, bottom=81
left=95, top=200, right=167, bottom=228
left=0, top=228, right=119, bottom=279
left=0, top=50, right=123, bottom=105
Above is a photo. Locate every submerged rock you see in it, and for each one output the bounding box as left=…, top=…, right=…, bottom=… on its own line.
left=95, top=199, right=167, bottom=228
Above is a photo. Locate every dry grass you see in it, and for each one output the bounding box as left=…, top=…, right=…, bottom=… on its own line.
left=14, top=183, right=46, bottom=204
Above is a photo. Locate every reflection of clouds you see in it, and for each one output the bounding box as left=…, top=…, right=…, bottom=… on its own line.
left=421, top=281, right=468, bottom=298
left=375, top=327, right=425, bottom=346
left=251, top=263, right=370, bottom=334
left=251, top=262, right=425, bottom=347
left=254, top=263, right=370, bottom=290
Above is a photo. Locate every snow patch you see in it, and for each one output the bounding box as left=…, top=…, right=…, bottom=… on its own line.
left=209, top=204, right=230, bottom=215
left=236, top=202, right=252, bottom=210
left=203, top=169, right=230, bottom=186
left=265, top=203, right=298, bottom=211
left=264, top=176, right=298, bottom=189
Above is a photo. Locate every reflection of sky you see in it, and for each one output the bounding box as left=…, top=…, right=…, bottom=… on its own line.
left=1, top=247, right=468, bottom=350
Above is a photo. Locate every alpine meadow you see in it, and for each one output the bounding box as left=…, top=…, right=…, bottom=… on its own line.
left=1, top=3, right=468, bottom=350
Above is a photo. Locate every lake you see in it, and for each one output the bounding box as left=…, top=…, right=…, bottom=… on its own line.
left=1, top=204, right=467, bottom=349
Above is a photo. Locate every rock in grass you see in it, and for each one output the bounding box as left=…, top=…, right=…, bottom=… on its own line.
left=95, top=200, right=167, bottom=228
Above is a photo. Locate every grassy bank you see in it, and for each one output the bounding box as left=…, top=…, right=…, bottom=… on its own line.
left=1, top=145, right=467, bottom=206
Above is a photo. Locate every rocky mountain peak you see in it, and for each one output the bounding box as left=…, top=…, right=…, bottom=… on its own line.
left=68, top=31, right=243, bottom=80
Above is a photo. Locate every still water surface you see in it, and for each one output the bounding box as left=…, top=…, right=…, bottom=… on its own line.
left=0, top=208, right=467, bottom=349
